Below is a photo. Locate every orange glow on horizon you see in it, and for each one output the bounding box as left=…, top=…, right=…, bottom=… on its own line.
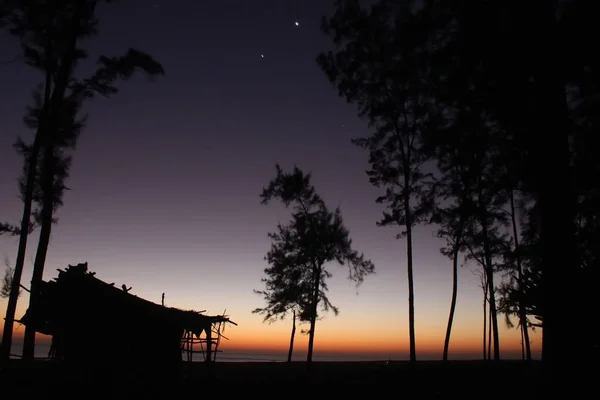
left=218, top=324, right=542, bottom=358
left=1, top=305, right=541, bottom=360
left=2, top=325, right=540, bottom=359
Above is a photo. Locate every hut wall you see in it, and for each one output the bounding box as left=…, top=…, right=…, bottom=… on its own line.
left=50, top=275, right=184, bottom=369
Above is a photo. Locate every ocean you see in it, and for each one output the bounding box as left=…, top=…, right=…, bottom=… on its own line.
left=10, top=339, right=532, bottom=362
left=8, top=341, right=394, bottom=363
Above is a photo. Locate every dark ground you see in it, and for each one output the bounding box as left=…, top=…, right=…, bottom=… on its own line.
left=0, top=359, right=587, bottom=397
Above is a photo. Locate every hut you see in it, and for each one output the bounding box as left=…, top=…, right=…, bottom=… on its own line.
left=19, top=262, right=236, bottom=378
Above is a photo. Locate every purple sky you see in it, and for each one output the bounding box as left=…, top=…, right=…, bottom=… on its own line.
left=0, top=0, right=537, bottom=359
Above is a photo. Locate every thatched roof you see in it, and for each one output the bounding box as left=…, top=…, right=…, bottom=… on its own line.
left=20, top=263, right=236, bottom=337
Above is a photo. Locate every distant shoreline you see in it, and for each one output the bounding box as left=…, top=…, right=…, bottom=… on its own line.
left=7, top=341, right=540, bottom=363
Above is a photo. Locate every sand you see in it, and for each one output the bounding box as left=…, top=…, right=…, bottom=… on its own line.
left=0, top=359, right=556, bottom=397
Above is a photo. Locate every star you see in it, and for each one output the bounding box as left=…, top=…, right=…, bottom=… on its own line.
left=294, top=21, right=299, bottom=26
left=260, top=54, right=265, bottom=58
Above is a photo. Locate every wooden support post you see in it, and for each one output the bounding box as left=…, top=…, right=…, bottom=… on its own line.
left=205, top=326, right=212, bottom=365
left=187, top=331, right=192, bottom=363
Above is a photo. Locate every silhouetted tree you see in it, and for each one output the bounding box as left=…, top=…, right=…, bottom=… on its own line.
left=428, top=150, right=477, bottom=361
left=422, top=0, right=588, bottom=368
left=253, top=222, right=314, bottom=363
left=493, top=0, right=600, bottom=363
left=0, top=0, right=66, bottom=361
left=496, top=188, right=532, bottom=360
left=498, top=202, right=544, bottom=330
left=426, top=106, right=510, bottom=362
left=472, top=269, right=488, bottom=360
left=20, top=90, right=85, bottom=360
left=319, top=0, right=597, bottom=371
left=567, top=34, right=600, bottom=361
left=425, top=98, right=508, bottom=362
left=260, top=164, right=374, bottom=363
left=0, top=0, right=164, bottom=361
left=461, top=197, right=508, bottom=361
left=433, top=204, right=467, bottom=361
left=318, top=0, right=434, bottom=362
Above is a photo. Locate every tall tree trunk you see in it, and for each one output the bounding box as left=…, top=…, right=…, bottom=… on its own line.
left=477, top=187, right=500, bottom=360
left=287, top=309, right=296, bottom=363
left=404, top=172, right=416, bottom=362
left=482, top=282, right=487, bottom=360
left=405, top=222, right=416, bottom=362
left=535, top=45, right=577, bottom=371
left=536, top=77, right=578, bottom=389
left=443, top=243, right=460, bottom=361
left=520, top=5, right=579, bottom=383
left=21, top=146, right=54, bottom=360
left=520, top=322, right=525, bottom=360
left=0, top=7, right=57, bottom=364
left=484, top=257, right=499, bottom=360
left=20, top=11, right=80, bottom=359
left=306, top=265, right=321, bottom=363
left=487, top=300, right=492, bottom=360
left=509, top=189, right=531, bottom=360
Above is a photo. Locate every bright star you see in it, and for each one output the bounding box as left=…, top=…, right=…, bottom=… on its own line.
left=295, top=21, right=299, bottom=26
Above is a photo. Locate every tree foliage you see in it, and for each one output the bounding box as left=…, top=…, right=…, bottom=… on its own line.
left=0, top=223, right=21, bottom=237
left=257, top=164, right=374, bottom=362
left=1, top=258, right=22, bottom=300
left=253, top=222, right=316, bottom=324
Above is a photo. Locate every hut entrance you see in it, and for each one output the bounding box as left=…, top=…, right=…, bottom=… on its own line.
left=180, top=310, right=231, bottom=364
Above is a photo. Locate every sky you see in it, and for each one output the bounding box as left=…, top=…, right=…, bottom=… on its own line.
left=0, top=0, right=540, bottom=361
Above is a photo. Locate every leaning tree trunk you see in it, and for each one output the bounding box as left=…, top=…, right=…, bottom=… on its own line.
left=443, top=241, right=461, bottom=361
left=0, top=136, right=40, bottom=362
left=21, top=146, right=55, bottom=360
left=0, top=61, right=54, bottom=363
left=509, top=189, right=531, bottom=360
left=20, top=11, right=80, bottom=359
left=287, top=309, right=296, bottom=363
